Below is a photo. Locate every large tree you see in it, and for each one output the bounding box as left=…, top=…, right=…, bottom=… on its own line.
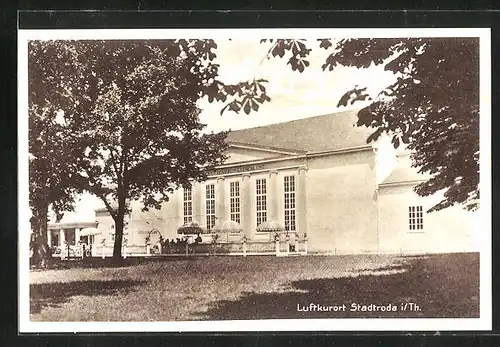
left=28, top=42, right=84, bottom=265
left=256, top=38, right=480, bottom=212
left=28, top=39, right=272, bottom=260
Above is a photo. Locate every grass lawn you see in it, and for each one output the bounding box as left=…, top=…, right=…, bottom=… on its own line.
left=29, top=252, right=479, bottom=321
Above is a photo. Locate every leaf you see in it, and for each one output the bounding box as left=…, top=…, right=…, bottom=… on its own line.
left=220, top=103, right=230, bottom=116
left=366, top=127, right=384, bottom=143
left=336, top=86, right=369, bottom=107
left=391, top=136, right=400, bottom=149
left=297, top=61, right=305, bottom=73
left=228, top=101, right=241, bottom=113
left=318, top=39, right=333, bottom=50
left=251, top=100, right=259, bottom=111
left=271, top=42, right=286, bottom=58
left=243, top=100, right=251, bottom=114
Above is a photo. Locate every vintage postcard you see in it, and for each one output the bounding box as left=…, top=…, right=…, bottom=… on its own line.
left=18, top=28, right=492, bottom=332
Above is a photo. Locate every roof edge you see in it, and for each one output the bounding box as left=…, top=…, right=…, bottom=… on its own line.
left=227, top=141, right=304, bottom=155
left=214, top=144, right=373, bottom=169
left=48, top=221, right=98, bottom=229
left=227, top=107, right=363, bottom=132
left=305, top=145, right=373, bottom=157
left=378, top=179, right=427, bottom=188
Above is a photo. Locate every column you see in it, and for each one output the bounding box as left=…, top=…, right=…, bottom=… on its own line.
left=216, top=177, right=226, bottom=225
left=268, top=170, right=279, bottom=222
left=75, top=227, right=81, bottom=245
left=193, top=182, right=203, bottom=225
left=91, top=236, right=96, bottom=257
left=59, top=229, right=65, bottom=259
left=47, top=229, right=52, bottom=247
left=297, top=166, right=308, bottom=238
left=241, top=173, right=252, bottom=237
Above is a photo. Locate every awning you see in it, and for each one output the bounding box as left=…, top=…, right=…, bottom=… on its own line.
left=177, top=222, right=204, bottom=235
left=256, top=219, right=284, bottom=232
left=214, top=219, right=242, bottom=233
left=80, top=227, right=101, bottom=236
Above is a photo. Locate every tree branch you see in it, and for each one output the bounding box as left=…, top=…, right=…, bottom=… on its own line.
left=77, top=168, right=118, bottom=220
left=108, top=146, right=122, bottom=182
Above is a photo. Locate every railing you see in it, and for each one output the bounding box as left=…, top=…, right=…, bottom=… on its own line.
left=57, top=232, right=308, bottom=259
left=111, top=239, right=307, bottom=257
left=52, top=243, right=94, bottom=259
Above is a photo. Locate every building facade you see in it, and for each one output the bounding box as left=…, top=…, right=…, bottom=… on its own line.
left=92, top=109, right=477, bottom=255
left=47, top=221, right=98, bottom=257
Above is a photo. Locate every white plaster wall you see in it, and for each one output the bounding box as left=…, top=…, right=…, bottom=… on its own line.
left=373, top=135, right=398, bottom=184
left=305, top=150, right=379, bottom=254
left=95, top=212, right=116, bottom=244
left=127, top=195, right=182, bottom=244
left=377, top=185, right=477, bottom=254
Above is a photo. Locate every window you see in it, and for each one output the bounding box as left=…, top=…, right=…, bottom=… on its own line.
left=256, top=178, right=267, bottom=227
left=230, top=181, right=241, bottom=225
left=408, top=206, right=424, bottom=231
left=183, top=187, right=193, bottom=224
left=206, top=184, right=216, bottom=230
left=284, top=175, right=296, bottom=231
left=110, top=233, right=115, bottom=242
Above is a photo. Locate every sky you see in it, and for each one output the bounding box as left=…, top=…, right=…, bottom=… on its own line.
left=55, top=38, right=397, bottom=223
left=199, top=39, right=395, bottom=132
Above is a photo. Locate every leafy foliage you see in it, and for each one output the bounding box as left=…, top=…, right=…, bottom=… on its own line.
left=28, top=36, right=481, bottom=265
left=28, top=110, right=80, bottom=224
left=28, top=40, right=245, bottom=259
left=28, top=42, right=83, bottom=244
left=263, top=38, right=480, bottom=212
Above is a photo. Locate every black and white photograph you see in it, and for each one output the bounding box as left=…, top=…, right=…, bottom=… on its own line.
left=18, top=28, right=491, bottom=332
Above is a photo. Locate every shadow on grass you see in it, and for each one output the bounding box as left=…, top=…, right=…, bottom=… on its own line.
left=31, top=256, right=199, bottom=271
left=30, top=279, right=145, bottom=314
left=201, top=253, right=479, bottom=320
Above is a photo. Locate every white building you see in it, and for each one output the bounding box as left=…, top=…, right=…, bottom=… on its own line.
left=57, top=109, right=477, bottom=256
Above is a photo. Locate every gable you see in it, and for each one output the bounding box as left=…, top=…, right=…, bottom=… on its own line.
left=224, top=145, right=293, bottom=164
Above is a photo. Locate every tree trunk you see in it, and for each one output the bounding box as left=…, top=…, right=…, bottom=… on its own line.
left=112, top=195, right=126, bottom=261
left=32, top=203, right=50, bottom=267
left=40, top=205, right=48, bottom=245
left=112, top=216, right=124, bottom=260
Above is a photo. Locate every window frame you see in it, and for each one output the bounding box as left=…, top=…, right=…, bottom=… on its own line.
left=408, top=205, right=424, bottom=232
left=255, top=177, right=268, bottom=230
left=283, top=175, right=297, bottom=232
left=229, top=180, right=241, bottom=228
left=183, top=187, right=193, bottom=225
left=205, top=183, right=216, bottom=231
